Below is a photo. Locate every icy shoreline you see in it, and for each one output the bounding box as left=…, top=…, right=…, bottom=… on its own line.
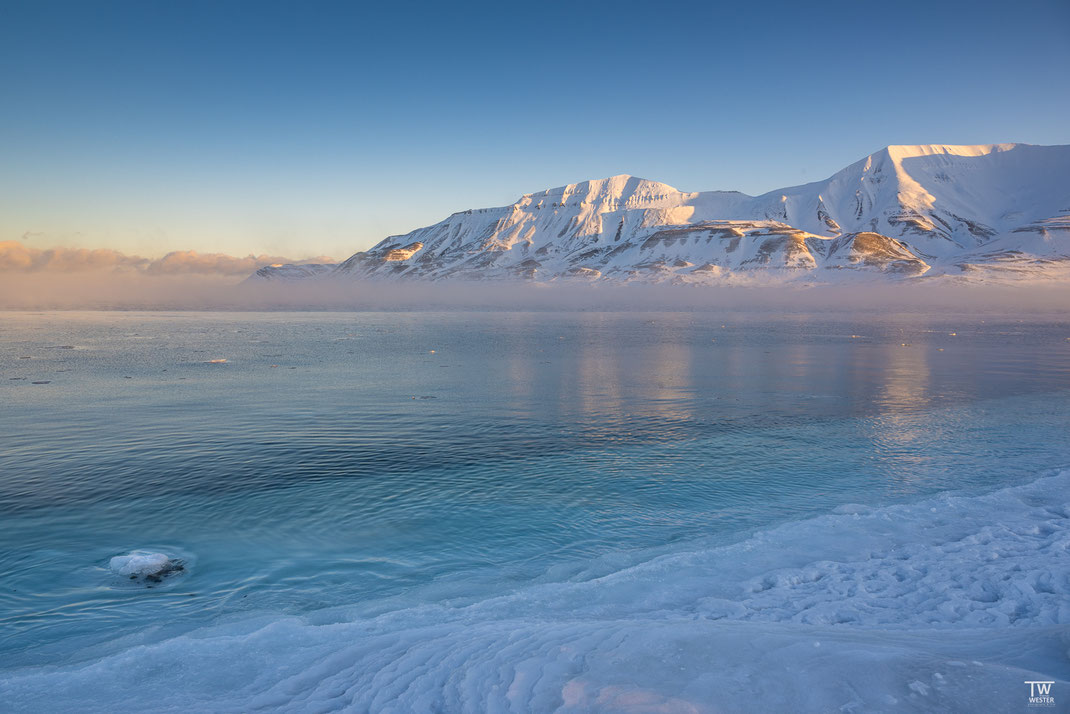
left=3, top=470, right=1069, bottom=712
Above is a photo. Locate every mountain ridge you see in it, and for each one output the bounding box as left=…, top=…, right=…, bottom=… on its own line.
left=254, top=143, right=1070, bottom=284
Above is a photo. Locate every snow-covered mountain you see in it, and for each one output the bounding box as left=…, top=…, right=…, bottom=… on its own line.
left=254, top=144, right=1070, bottom=284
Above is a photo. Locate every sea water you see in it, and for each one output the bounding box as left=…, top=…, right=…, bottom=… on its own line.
left=1, top=310, right=1068, bottom=712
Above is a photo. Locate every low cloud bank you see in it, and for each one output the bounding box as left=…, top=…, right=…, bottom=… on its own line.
left=0, top=241, right=334, bottom=276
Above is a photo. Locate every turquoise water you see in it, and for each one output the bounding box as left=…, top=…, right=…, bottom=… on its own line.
left=2, top=310, right=1069, bottom=712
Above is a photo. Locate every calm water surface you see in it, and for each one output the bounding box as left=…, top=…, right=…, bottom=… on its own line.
left=1, top=310, right=1069, bottom=710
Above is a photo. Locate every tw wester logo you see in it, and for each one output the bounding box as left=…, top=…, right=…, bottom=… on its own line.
left=1025, top=681, right=1055, bottom=708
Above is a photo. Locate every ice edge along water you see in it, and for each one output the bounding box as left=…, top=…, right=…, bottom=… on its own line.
left=4, top=467, right=1068, bottom=713
left=255, top=143, right=1070, bottom=285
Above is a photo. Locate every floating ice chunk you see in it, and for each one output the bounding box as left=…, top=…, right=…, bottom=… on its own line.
left=109, top=551, right=184, bottom=582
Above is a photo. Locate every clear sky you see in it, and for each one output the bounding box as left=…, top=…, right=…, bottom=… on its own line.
left=2, top=0, right=1068, bottom=259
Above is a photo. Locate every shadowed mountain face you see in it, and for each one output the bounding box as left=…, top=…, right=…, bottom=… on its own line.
left=255, top=144, right=1070, bottom=284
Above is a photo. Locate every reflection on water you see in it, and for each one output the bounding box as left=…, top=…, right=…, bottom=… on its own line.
left=875, top=340, right=932, bottom=413
left=1, top=310, right=1069, bottom=664
left=869, top=341, right=934, bottom=485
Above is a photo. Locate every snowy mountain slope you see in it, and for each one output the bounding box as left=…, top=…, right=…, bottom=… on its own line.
left=253, top=144, right=1070, bottom=284
left=251, top=262, right=336, bottom=281
left=743, top=143, right=1070, bottom=258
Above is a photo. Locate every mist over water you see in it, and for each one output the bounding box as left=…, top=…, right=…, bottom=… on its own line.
left=3, top=270, right=1070, bottom=314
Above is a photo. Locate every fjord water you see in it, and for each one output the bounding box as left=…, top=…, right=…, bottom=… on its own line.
left=2, top=310, right=1069, bottom=712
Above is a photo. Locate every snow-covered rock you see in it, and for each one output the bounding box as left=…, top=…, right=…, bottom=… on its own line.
left=252, top=144, right=1070, bottom=284
left=109, top=551, right=184, bottom=582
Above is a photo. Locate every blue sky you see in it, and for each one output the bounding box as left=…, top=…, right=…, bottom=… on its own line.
left=2, top=0, right=1068, bottom=258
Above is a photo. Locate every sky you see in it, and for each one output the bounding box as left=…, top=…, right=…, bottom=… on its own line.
left=1, top=0, right=1068, bottom=260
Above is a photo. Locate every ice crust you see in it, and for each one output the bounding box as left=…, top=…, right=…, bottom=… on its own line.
left=4, top=470, right=1069, bottom=712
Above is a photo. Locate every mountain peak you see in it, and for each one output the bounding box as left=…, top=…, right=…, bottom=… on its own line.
left=519, top=174, right=681, bottom=207
left=878, top=143, right=1022, bottom=160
